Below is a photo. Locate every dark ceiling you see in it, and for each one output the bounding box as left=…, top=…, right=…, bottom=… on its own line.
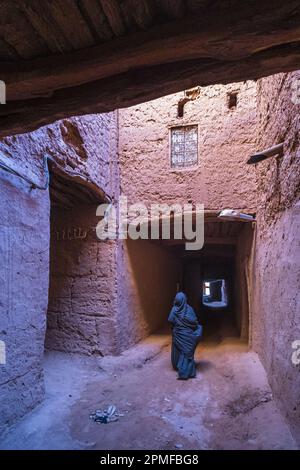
left=1, top=0, right=300, bottom=137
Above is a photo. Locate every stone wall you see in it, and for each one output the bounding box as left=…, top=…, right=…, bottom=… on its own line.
left=118, top=81, right=258, bottom=211
left=252, top=72, right=300, bottom=444
left=0, top=112, right=117, bottom=434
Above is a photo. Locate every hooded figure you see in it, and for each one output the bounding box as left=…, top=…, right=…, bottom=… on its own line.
left=168, top=292, right=202, bottom=379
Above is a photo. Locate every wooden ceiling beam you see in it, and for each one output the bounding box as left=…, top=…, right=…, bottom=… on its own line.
left=50, top=175, right=96, bottom=205
left=163, top=244, right=236, bottom=258
left=129, top=0, right=156, bottom=29
left=77, top=0, right=114, bottom=41
left=2, top=2, right=300, bottom=101
left=1, top=41, right=300, bottom=138
left=18, top=0, right=73, bottom=54
left=0, top=0, right=49, bottom=59
left=1, top=1, right=300, bottom=136
left=100, top=0, right=126, bottom=37
left=158, top=237, right=236, bottom=246
left=49, top=160, right=108, bottom=203
left=159, top=0, right=186, bottom=19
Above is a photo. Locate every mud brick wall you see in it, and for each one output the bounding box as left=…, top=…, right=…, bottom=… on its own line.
left=252, top=72, right=300, bottom=444
left=0, top=112, right=118, bottom=434
left=0, top=113, right=118, bottom=195
left=0, top=160, right=49, bottom=436
left=46, top=206, right=119, bottom=356
left=118, top=81, right=258, bottom=212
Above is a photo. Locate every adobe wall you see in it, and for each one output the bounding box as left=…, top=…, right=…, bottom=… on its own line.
left=252, top=72, right=300, bottom=443
left=0, top=112, right=117, bottom=434
left=0, top=114, right=118, bottom=195
left=45, top=113, right=120, bottom=356
left=234, top=223, right=255, bottom=341
left=118, top=81, right=258, bottom=211
left=0, top=169, right=49, bottom=437
left=45, top=206, right=119, bottom=356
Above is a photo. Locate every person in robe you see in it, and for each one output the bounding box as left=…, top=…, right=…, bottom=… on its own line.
left=168, top=291, right=202, bottom=380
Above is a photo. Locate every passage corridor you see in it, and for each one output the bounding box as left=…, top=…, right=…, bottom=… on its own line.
left=0, top=333, right=296, bottom=450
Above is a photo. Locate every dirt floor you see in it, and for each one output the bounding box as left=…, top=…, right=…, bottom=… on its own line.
left=0, top=331, right=298, bottom=450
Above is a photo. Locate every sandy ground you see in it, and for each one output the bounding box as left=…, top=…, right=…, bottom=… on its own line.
left=0, top=332, right=297, bottom=450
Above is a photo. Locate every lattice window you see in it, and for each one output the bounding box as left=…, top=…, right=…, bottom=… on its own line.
left=170, top=125, right=198, bottom=168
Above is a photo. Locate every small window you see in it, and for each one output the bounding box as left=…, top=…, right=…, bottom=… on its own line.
left=202, top=279, right=228, bottom=309
left=227, top=91, right=238, bottom=109
left=171, top=125, right=198, bottom=168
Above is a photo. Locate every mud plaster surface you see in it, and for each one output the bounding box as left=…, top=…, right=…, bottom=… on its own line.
left=0, top=332, right=296, bottom=450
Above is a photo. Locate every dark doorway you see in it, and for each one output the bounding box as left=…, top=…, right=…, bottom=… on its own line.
left=182, top=253, right=237, bottom=342
left=153, top=215, right=254, bottom=345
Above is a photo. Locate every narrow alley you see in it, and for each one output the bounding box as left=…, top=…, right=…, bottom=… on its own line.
left=0, top=332, right=296, bottom=450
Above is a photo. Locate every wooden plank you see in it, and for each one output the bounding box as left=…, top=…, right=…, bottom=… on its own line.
left=0, top=0, right=49, bottom=59
left=129, top=0, right=156, bottom=29
left=160, top=237, right=236, bottom=246
left=157, top=243, right=235, bottom=258
left=159, top=0, right=186, bottom=19
left=50, top=175, right=96, bottom=204
left=2, top=1, right=300, bottom=101
left=206, top=236, right=237, bottom=245
left=77, top=0, right=114, bottom=41
left=49, top=160, right=108, bottom=203
left=74, top=184, right=98, bottom=203
left=44, top=0, right=95, bottom=50
left=187, top=1, right=209, bottom=13
left=19, top=0, right=73, bottom=53
left=119, top=1, right=138, bottom=32
left=1, top=39, right=300, bottom=138
left=22, top=0, right=95, bottom=53
left=0, top=38, right=19, bottom=61
left=180, top=247, right=235, bottom=258
left=100, top=0, right=126, bottom=36
left=54, top=172, right=102, bottom=203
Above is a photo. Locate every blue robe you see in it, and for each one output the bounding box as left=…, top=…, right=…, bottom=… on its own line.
left=168, top=292, right=202, bottom=379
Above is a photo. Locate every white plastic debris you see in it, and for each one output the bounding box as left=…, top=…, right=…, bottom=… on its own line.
left=89, top=405, right=122, bottom=424
left=218, top=209, right=255, bottom=222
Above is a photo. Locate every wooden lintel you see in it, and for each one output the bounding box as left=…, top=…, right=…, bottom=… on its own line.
left=49, top=160, right=109, bottom=204
left=157, top=236, right=236, bottom=246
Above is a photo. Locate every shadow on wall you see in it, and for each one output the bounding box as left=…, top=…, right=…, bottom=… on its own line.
left=45, top=204, right=118, bottom=356
left=0, top=171, right=50, bottom=435
left=118, top=239, right=182, bottom=346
